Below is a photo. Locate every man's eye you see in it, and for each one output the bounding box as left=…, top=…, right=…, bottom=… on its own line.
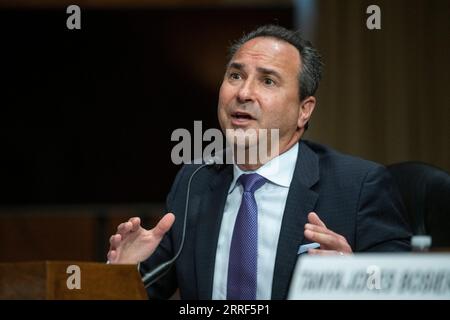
left=263, top=78, right=275, bottom=86
left=229, top=72, right=241, bottom=80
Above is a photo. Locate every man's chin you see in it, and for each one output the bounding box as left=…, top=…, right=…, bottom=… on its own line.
left=225, top=129, right=258, bottom=148
left=232, top=141, right=256, bottom=150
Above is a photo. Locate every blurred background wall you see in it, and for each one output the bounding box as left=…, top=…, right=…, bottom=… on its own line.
left=305, top=0, right=449, bottom=170
left=0, top=0, right=448, bottom=262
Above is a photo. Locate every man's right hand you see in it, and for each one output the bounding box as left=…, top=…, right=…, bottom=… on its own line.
left=107, top=213, right=175, bottom=264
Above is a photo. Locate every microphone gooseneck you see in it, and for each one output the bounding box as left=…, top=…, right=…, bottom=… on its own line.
left=142, top=158, right=217, bottom=288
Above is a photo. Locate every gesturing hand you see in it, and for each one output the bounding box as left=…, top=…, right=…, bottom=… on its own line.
left=107, top=213, right=175, bottom=264
left=304, top=212, right=352, bottom=255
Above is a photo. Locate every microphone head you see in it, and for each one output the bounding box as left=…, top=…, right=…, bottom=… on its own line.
left=205, top=156, right=225, bottom=169
left=205, top=157, right=216, bottom=165
left=205, top=148, right=230, bottom=167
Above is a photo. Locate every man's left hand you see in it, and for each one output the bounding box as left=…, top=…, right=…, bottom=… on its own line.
left=304, top=212, right=353, bottom=255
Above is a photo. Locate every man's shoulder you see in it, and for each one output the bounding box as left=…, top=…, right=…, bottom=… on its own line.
left=302, top=140, right=384, bottom=177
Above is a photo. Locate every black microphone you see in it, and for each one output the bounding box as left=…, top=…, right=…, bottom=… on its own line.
left=141, top=157, right=219, bottom=288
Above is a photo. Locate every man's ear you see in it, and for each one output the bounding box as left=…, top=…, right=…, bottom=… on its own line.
left=297, top=96, right=316, bottom=129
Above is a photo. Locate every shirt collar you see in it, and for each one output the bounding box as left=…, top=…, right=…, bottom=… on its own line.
left=228, top=143, right=299, bottom=193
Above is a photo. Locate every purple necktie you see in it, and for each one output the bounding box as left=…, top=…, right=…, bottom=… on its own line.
left=227, top=173, right=266, bottom=300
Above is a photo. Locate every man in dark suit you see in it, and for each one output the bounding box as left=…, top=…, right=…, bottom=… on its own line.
left=107, top=25, right=411, bottom=299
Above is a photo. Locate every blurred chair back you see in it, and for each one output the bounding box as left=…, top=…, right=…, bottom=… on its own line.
left=387, top=162, right=450, bottom=248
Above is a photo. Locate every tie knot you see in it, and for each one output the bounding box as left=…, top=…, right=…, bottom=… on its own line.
left=238, top=173, right=266, bottom=193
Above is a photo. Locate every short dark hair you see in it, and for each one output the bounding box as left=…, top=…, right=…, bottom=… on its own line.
left=227, top=24, right=323, bottom=102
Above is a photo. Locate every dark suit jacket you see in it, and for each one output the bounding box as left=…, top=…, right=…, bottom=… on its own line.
left=140, top=140, right=412, bottom=299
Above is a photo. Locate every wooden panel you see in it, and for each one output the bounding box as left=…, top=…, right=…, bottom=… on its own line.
left=47, top=261, right=147, bottom=299
left=0, top=262, right=46, bottom=299
left=0, top=261, right=147, bottom=299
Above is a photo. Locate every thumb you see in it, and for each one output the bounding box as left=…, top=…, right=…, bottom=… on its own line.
left=152, top=212, right=175, bottom=238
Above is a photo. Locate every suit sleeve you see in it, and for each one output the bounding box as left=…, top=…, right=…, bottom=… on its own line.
left=139, top=165, right=187, bottom=299
left=355, top=165, right=412, bottom=252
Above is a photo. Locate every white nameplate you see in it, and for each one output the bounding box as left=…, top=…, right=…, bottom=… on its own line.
left=288, top=253, right=450, bottom=300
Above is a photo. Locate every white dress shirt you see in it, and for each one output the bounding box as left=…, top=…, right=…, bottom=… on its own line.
left=212, top=143, right=298, bottom=300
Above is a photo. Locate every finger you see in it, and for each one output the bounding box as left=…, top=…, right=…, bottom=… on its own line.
left=308, top=212, right=326, bottom=227
left=304, top=223, right=333, bottom=236
left=152, top=213, right=176, bottom=239
left=107, top=250, right=117, bottom=262
left=117, top=221, right=133, bottom=235
left=129, top=217, right=141, bottom=232
left=304, top=229, right=336, bottom=248
left=304, top=223, right=342, bottom=239
left=308, top=248, right=322, bottom=255
left=308, top=249, right=342, bottom=256
left=116, top=222, right=126, bottom=234
left=109, top=234, right=122, bottom=249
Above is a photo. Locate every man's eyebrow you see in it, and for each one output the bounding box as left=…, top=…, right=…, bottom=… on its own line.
left=256, top=67, right=282, bottom=80
left=228, top=63, right=282, bottom=79
left=227, top=62, right=244, bottom=70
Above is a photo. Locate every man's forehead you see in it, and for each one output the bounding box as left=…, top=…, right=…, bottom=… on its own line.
left=230, top=36, right=301, bottom=70
left=239, top=36, right=288, bottom=52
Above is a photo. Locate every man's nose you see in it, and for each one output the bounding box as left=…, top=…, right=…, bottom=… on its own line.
left=237, top=79, right=256, bottom=103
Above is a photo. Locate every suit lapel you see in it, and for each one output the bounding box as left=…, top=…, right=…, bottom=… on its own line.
left=271, top=141, right=319, bottom=300
left=195, top=165, right=233, bottom=299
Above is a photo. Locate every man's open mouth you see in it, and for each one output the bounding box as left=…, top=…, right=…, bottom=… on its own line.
left=231, top=111, right=255, bottom=120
